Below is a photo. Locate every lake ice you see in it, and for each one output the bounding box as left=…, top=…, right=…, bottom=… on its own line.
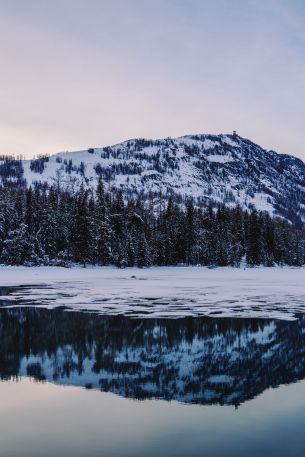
left=0, top=265, right=304, bottom=320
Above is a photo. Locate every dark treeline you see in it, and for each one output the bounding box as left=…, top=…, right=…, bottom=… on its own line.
left=0, top=178, right=304, bottom=267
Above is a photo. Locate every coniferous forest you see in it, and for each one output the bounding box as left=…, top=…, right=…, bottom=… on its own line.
left=0, top=178, right=304, bottom=268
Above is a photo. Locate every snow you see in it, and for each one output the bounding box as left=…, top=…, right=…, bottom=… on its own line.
left=206, top=155, right=234, bottom=163
left=0, top=265, right=305, bottom=320
left=3, top=132, right=302, bottom=225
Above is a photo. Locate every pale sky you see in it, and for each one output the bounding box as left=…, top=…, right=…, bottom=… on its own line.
left=1, top=0, right=305, bottom=159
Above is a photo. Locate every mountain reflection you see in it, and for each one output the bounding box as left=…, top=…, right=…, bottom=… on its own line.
left=0, top=307, right=304, bottom=406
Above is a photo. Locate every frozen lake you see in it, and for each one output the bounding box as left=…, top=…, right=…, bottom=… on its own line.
left=1, top=265, right=305, bottom=320
left=1, top=266, right=305, bottom=456
left=2, top=308, right=305, bottom=456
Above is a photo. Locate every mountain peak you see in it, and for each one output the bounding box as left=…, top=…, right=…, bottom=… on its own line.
left=1, top=133, right=305, bottom=226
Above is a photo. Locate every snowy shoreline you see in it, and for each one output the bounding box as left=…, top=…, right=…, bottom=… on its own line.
left=0, top=265, right=305, bottom=320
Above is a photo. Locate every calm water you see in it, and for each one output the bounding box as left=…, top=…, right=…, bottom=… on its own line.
left=1, top=306, right=305, bottom=456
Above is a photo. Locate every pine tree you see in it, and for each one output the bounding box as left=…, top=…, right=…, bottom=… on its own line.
left=0, top=178, right=304, bottom=267
left=95, top=178, right=111, bottom=264
left=73, top=185, right=90, bottom=267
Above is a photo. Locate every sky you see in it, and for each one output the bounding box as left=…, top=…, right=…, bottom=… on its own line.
left=0, top=0, right=305, bottom=159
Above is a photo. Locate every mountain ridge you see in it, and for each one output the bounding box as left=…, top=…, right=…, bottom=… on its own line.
left=1, top=133, right=305, bottom=226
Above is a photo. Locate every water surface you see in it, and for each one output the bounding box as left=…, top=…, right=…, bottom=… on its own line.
left=1, top=306, right=305, bottom=456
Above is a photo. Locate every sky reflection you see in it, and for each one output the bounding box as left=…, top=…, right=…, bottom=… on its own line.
left=1, top=377, right=305, bottom=457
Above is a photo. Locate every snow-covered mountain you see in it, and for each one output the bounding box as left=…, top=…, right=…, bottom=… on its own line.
left=2, top=133, right=305, bottom=225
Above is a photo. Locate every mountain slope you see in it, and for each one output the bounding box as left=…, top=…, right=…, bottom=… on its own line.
left=2, top=133, right=305, bottom=225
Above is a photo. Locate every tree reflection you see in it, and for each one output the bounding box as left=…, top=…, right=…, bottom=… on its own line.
left=0, top=306, right=304, bottom=406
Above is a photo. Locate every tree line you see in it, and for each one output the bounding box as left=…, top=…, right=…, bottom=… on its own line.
left=0, top=178, right=304, bottom=267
